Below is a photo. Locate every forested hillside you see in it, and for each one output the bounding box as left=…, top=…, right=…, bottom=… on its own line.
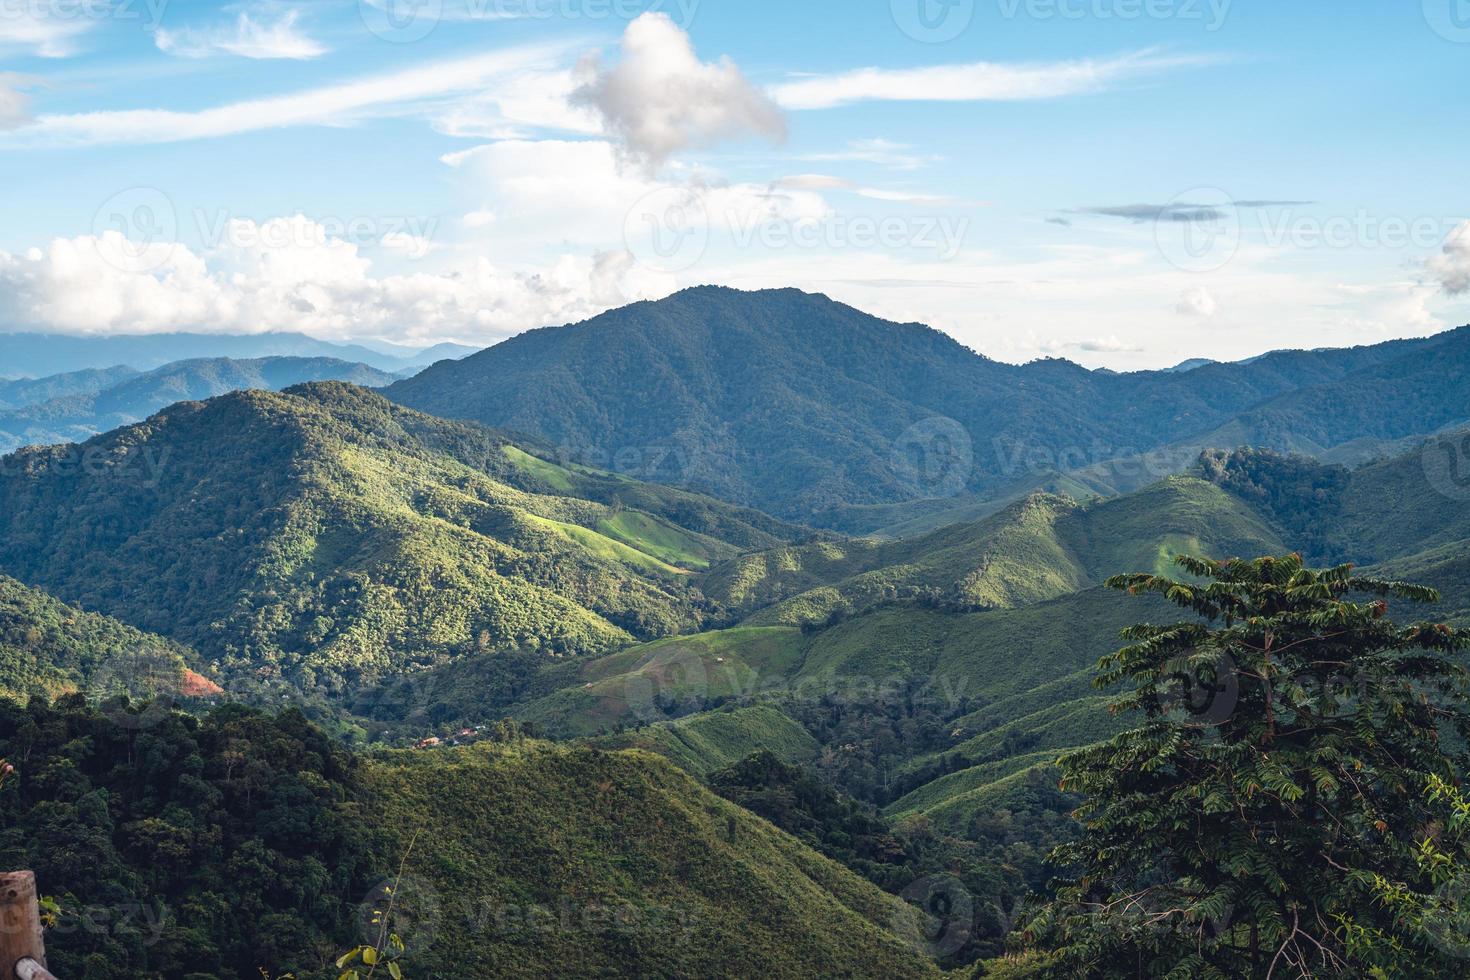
left=0, top=304, right=1466, bottom=979
left=336, top=432, right=1470, bottom=975
left=0, top=384, right=805, bottom=706
left=0, top=698, right=941, bottom=979
left=0, top=576, right=214, bottom=704
left=386, top=286, right=1470, bottom=524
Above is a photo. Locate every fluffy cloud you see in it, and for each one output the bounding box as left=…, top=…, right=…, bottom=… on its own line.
left=1429, top=220, right=1470, bottom=295
left=0, top=217, right=668, bottom=345
left=573, top=13, right=786, bottom=172
left=0, top=132, right=838, bottom=344
left=1039, top=335, right=1143, bottom=354
left=443, top=138, right=828, bottom=252
left=1175, top=285, right=1219, bottom=317
left=155, top=9, right=326, bottom=60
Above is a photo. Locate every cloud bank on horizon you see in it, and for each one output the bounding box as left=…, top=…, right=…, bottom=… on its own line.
left=0, top=1, right=1465, bottom=369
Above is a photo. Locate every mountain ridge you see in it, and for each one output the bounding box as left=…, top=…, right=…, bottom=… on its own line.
left=0, top=356, right=398, bottom=452
left=0, top=382, right=807, bottom=707
left=386, top=286, right=1470, bottom=524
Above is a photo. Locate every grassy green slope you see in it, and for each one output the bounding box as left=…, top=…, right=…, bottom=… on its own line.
left=1365, top=541, right=1470, bottom=624
left=468, top=587, right=1166, bottom=841
left=0, top=384, right=802, bottom=701
left=1333, top=430, right=1470, bottom=560
left=513, top=627, right=806, bottom=738
left=704, top=478, right=1284, bottom=628
left=594, top=705, right=820, bottom=774
left=1056, top=476, right=1288, bottom=580
left=361, top=741, right=942, bottom=978
left=704, top=494, right=1088, bottom=626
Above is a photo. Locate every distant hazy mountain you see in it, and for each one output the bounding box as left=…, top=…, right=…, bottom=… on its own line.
left=0, top=365, right=140, bottom=410
left=385, top=285, right=1469, bottom=524
left=1164, top=357, right=1217, bottom=373
left=0, top=356, right=398, bottom=452
left=0, top=330, right=475, bottom=377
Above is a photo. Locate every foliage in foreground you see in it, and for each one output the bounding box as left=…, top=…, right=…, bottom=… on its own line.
left=0, top=697, right=372, bottom=979
left=1020, top=554, right=1470, bottom=978
left=0, top=697, right=943, bottom=979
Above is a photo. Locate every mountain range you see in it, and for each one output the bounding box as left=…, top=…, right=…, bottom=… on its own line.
left=1, top=287, right=1468, bottom=976
left=0, top=382, right=806, bottom=711
left=0, top=330, right=474, bottom=377
left=472, top=431, right=1470, bottom=840
left=0, top=356, right=398, bottom=452
left=387, top=286, right=1470, bottom=527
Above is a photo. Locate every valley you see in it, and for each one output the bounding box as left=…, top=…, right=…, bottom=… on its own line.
left=0, top=290, right=1466, bottom=978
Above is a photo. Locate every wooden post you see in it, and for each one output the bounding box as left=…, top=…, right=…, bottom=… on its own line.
left=13, top=960, right=54, bottom=980
left=0, top=872, right=45, bottom=979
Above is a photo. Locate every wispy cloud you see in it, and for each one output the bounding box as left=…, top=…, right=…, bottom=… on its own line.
left=1073, top=200, right=1314, bottom=222
left=772, top=174, right=854, bottom=191
left=0, top=5, right=97, bottom=57
left=856, top=187, right=980, bottom=206
left=7, top=41, right=574, bottom=146
left=155, top=9, right=326, bottom=60
left=1077, top=202, right=1231, bottom=223
left=800, top=139, right=939, bottom=172
left=771, top=49, right=1225, bottom=110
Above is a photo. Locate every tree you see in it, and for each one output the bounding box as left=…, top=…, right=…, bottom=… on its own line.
left=1020, top=554, right=1470, bottom=978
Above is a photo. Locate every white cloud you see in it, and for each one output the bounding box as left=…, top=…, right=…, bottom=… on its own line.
left=155, top=9, right=326, bottom=60
left=1039, top=335, right=1143, bottom=354
left=430, top=67, right=602, bottom=139
left=379, top=231, right=436, bottom=260
left=856, top=188, right=965, bottom=205
left=0, top=6, right=95, bottom=57
left=772, top=49, right=1223, bottom=111
left=573, top=12, right=786, bottom=171
left=7, top=41, right=572, bottom=145
left=773, top=174, right=854, bottom=191
left=0, top=73, right=32, bottom=130
left=1174, top=285, right=1219, bottom=317
left=0, top=218, right=669, bottom=346
left=442, top=138, right=828, bottom=252
left=800, top=139, right=938, bottom=172
left=1429, top=220, right=1470, bottom=295
left=461, top=210, right=497, bottom=229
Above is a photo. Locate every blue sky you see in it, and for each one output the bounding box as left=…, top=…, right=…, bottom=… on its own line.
left=0, top=0, right=1466, bottom=368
